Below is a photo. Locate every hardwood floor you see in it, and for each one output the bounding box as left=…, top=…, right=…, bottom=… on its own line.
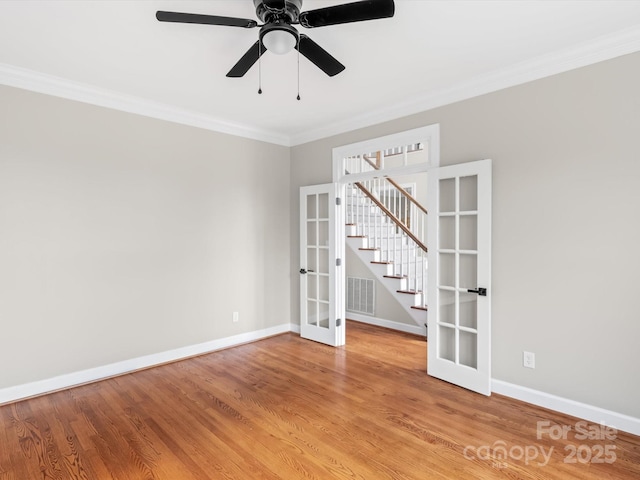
left=1, top=321, right=639, bottom=479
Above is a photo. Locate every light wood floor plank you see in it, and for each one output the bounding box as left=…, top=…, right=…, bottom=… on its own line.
left=1, top=321, right=638, bottom=479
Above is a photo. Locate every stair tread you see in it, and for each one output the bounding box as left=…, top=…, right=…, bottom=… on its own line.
left=347, top=235, right=366, bottom=238
left=371, top=261, right=393, bottom=264
left=359, top=248, right=378, bottom=251
left=411, top=305, right=428, bottom=311
left=384, top=275, right=407, bottom=279
left=397, top=289, right=423, bottom=295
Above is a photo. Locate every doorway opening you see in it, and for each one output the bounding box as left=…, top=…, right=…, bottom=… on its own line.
left=301, top=125, right=492, bottom=395
left=334, top=126, right=439, bottom=340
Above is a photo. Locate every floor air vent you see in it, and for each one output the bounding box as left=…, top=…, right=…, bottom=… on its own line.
left=347, top=277, right=375, bottom=315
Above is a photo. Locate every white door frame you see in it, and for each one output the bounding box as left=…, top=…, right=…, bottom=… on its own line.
left=329, top=124, right=439, bottom=337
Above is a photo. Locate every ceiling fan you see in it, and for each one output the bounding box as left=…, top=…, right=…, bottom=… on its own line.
left=156, top=0, right=395, bottom=78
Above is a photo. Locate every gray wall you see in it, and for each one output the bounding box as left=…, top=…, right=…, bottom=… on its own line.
left=2, top=51, right=638, bottom=420
left=291, top=52, right=640, bottom=418
left=0, top=85, right=291, bottom=388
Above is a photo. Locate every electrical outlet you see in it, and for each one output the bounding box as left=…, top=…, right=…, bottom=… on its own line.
left=232, top=311, right=239, bottom=323
left=523, top=351, right=535, bottom=369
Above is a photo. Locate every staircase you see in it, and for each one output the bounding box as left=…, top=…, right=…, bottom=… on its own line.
left=345, top=169, right=428, bottom=326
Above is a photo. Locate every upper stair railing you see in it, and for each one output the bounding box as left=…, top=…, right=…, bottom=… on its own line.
left=351, top=180, right=427, bottom=253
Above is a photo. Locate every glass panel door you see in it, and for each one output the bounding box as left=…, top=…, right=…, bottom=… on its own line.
left=300, top=183, right=345, bottom=346
left=427, top=160, right=491, bottom=395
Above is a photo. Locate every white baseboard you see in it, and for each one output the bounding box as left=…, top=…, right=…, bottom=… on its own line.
left=3, top=323, right=638, bottom=439
left=492, top=379, right=640, bottom=437
left=0, top=323, right=295, bottom=405
left=346, top=313, right=426, bottom=336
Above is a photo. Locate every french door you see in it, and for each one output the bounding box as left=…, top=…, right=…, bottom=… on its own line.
left=299, top=183, right=345, bottom=346
left=427, top=159, right=492, bottom=395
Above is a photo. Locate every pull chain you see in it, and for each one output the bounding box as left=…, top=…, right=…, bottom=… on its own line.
left=258, top=41, right=262, bottom=94
left=296, top=40, right=301, bottom=101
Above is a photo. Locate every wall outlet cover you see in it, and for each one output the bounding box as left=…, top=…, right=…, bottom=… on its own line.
left=523, top=351, right=535, bottom=369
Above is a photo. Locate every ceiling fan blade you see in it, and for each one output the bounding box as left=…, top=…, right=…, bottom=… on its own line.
left=156, top=11, right=258, bottom=28
left=299, top=0, right=394, bottom=28
left=296, top=35, right=345, bottom=77
left=263, top=0, right=286, bottom=10
left=226, top=41, right=266, bottom=77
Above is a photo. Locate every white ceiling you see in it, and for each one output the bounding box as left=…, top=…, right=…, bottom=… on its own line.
left=1, top=1, right=640, bottom=146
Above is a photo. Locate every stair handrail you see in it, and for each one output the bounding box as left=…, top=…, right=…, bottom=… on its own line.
left=362, top=154, right=428, bottom=216
left=353, top=181, right=427, bottom=253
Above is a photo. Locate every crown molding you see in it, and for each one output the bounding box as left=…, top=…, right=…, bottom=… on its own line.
left=289, top=25, right=640, bottom=146
left=0, top=63, right=291, bottom=147
left=2, top=25, right=639, bottom=148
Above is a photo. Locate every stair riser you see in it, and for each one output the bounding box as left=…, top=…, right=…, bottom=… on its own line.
left=347, top=216, right=397, bottom=225
left=352, top=225, right=404, bottom=234
left=352, top=236, right=411, bottom=247
left=381, top=276, right=407, bottom=292
left=356, top=254, right=426, bottom=277
left=396, top=292, right=423, bottom=308
left=347, top=236, right=416, bottom=251
left=408, top=307, right=428, bottom=323
left=364, top=246, right=424, bottom=259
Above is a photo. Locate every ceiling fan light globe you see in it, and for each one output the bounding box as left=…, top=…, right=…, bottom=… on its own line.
left=262, top=28, right=297, bottom=55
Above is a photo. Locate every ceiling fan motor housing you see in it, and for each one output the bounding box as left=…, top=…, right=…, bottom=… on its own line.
left=254, top=0, right=302, bottom=23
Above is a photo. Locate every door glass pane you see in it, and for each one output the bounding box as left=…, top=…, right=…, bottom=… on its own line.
left=307, top=221, right=317, bottom=246
left=318, top=220, right=329, bottom=246
left=318, top=193, right=329, bottom=218
left=459, top=331, right=478, bottom=368
left=459, top=292, right=477, bottom=329
left=307, top=194, right=317, bottom=219
left=318, top=248, right=329, bottom=274
left=439, top=216, right=455, bottom=250
left=307, top=248, right=317, bottom=272
left=439, top=325, right=455, bottom=362
left=439, top=289, right=456, bottom=326
left=318, top=302, right=329, bottom=329
left=307, top=300, right=317, bottom=326
left=459, top=215, right=478, bottom=251
left=439, top=253, right=456, bottom=287
left=439, top=178, right=456, bottom=213
left=460, top=175, right=478, bottom=211
left=319, top=275, right=329, bottom=302
left=459, top=254, right=477, bottom=289
left=307, top=274, right=317, bottom=300
left=341, top=143, right=427, bottom=176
